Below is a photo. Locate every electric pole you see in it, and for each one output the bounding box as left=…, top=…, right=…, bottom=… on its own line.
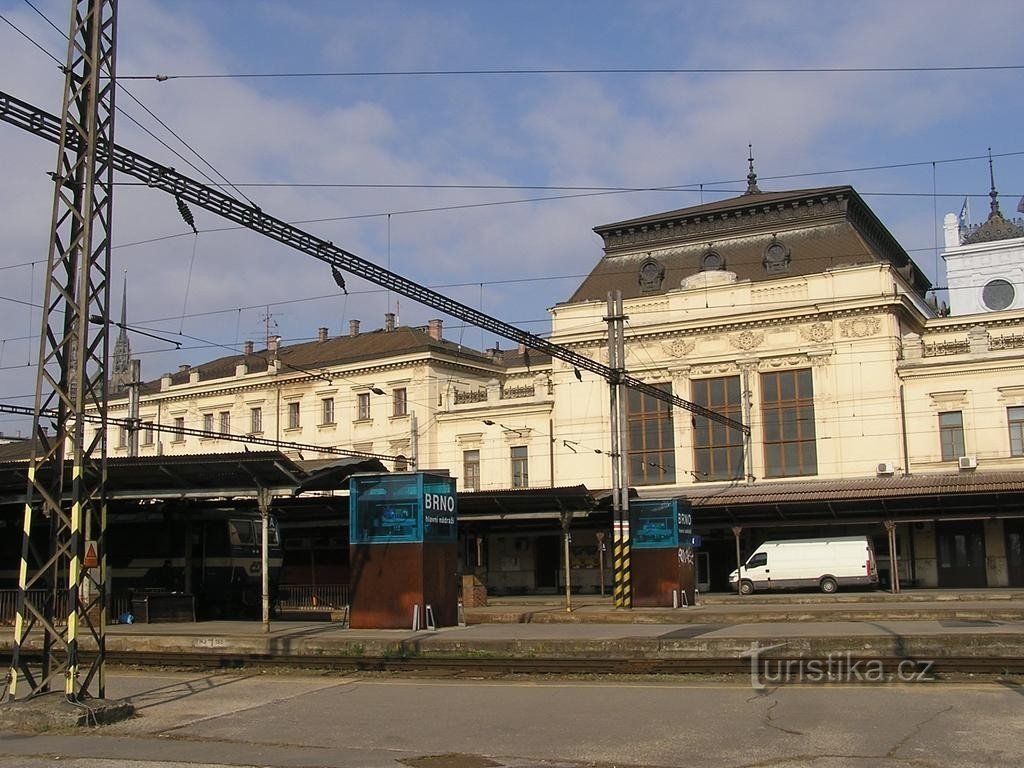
left=7, top=0, right=118, bottom=702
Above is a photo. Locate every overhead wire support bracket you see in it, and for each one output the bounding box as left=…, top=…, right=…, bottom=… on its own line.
left=0, top=88, right=747, bottom=437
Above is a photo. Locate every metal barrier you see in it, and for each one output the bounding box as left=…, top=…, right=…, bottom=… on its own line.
left=277, top=584, right=350, bottom=611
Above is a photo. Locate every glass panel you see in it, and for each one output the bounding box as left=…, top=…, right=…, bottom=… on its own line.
left=229, top=520, right=255, bottom=546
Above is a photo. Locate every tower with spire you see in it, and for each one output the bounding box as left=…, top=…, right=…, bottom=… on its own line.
left=111, top=273, right=132, bottom=393
left=941, top=150, right=1024, bottom=315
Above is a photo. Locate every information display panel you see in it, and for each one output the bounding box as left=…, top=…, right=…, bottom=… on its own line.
left=350, top=472, right=457, bottom=544
left=630, top=500, right=679, bottom=549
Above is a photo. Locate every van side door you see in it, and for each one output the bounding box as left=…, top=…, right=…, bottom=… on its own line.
left=745, top=551, right=770, bottom=589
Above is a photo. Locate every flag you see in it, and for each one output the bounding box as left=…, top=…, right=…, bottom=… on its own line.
left=958, top=197, right=970, bottom=230
left=1017, top=194, right=1024, bottom=214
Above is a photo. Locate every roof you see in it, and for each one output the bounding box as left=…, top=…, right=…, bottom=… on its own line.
left=0, top=451, right=382, bottom=504
left=458, top=485, right=597, bottom=520
left=569, top=185, right=929, bottom=303
left=132, top=324, right=499, bottom=398
left=639, top=471, right=1024, bottom=527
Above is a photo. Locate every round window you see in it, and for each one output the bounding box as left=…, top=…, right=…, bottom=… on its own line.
left=982, top=279, right=1015, bottom=311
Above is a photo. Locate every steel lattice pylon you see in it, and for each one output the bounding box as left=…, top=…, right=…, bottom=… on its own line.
left=6, top=0, right=118, bottom=701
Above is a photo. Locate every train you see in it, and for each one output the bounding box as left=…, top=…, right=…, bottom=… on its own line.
left=0, top=503, right=283, bottom=621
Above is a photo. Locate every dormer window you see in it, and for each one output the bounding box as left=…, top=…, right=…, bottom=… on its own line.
left=638, top=257, right=665, bottom=292
left=763, top=236, right=791, bottom=274
left=701, top=249, right=725, bottom=271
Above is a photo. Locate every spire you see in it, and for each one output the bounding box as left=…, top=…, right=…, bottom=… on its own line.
left=987, top=147, right=1002, bottom=220
left=962, top=149, right=1024, bottom=245
left=743, top=144, right=762, bottom=195
left=111, top=271, right=132, bottom=392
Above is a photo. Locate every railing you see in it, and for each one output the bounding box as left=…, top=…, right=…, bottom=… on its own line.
left=0, top=590, right=130, bottom=625
left=501, top=385, right=535, bottom=400
left=922, top=340, right=970, bottom=357
left=990, top=334, right=1024, bottom=351
left=278, top=584, right=349, bottom=611
left=454, top=389, right=487, bottom=404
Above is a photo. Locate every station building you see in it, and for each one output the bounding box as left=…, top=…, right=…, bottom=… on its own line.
left=99, top=170, right=1024, bottom=595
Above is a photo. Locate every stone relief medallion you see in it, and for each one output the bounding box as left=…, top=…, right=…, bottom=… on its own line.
left=730, top=330, right=764, bottom=351
left=800, top=322, right=833, bottom=342
left=662, top=338, right=696, bottom=358
left=839, top=316, right=880, bottom=338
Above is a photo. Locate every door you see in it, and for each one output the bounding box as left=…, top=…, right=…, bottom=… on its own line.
left=534, top=536, right=561, bottom=591
left=745, top=551, right=771, bottom=589
left=1005, top=520, right=1024, bottom=588
left=936, top=521, right=987, bottom=588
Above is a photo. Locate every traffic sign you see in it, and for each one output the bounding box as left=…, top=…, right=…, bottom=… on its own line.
left=83, top=540, right=98, bottom=569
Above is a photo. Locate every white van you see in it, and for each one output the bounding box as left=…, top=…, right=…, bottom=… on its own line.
left=728, top=536, right=878, bottom=594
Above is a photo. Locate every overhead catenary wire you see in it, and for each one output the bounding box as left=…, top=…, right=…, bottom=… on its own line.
left=128, top=63, right=1024, bottom=81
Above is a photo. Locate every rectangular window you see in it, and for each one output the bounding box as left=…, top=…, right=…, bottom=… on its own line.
left=250, top=407, right=262, bottom=434
left=691, top=376, right=744, bottom=480
left=357, top=392, right=371, bottom=421
left=321, top=397, right=335, bottom=425
left=761, top=368, right=818, bottom=478
left=626, top=382, right=676, bottom=485
left=393, top=387, right=408, bottom=417
left=1009, top=406, right=1024, bottom=457
left=463, top=449, right=480, bottom=491
left=939, top=411, right=965, bottom=460
left=141, top=422, right=154, bottom=446
left=287, top=401, right=301, bottom=430
left=116, top=425, right=127, bottom=449
left=511, top=446, right=529, bottom=488
left=202, top=413, right=214, bottom=433
left=219, top=410, right=230, bottom=434
left=172, top=416, right=185, bottom=443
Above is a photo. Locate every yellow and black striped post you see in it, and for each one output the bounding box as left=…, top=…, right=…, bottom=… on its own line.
left=613, top=519, right=631, bottom=608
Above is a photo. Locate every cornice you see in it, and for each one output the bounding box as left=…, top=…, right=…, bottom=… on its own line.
left=601, top=193, right=848, bottom=255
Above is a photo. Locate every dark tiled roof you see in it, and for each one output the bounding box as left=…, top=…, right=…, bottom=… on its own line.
left=962, top=212, right=1024, bottom=245
left=671, top=471, right=1024, bottom=507
left=569, top=185, right=929, bottom=303
left=134, top=325, right=498, bottom=398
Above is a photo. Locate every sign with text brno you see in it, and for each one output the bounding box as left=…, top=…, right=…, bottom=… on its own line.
left=350, top=472, right=457, bottom=544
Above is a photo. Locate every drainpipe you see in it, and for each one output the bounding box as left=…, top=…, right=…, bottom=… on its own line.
left=549, top=418, right=555, bottom=488
left=410, top=411, right=419, bottom=469
left=899, top=384, right=911, bottom=476
left=741, top=365, right=755, bottom=483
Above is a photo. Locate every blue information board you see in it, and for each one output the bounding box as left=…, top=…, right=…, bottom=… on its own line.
left=350, top=472, right=457, bottom=544
left=629, top=499, right=695, bottom=549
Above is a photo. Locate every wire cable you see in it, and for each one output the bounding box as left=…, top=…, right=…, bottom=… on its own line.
left=127, top=63, right=1024, bottom=81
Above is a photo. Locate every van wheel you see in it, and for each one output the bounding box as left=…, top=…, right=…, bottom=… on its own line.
left=820, top=577, right=838, bottom=594
left=739, top=580, right=754, bottom=595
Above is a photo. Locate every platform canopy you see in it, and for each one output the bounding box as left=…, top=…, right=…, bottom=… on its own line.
left=0, top=450, right=382, bottom=505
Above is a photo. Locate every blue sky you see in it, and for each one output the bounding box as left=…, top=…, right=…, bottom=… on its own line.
left=1, top=0, right=1022, bottom=436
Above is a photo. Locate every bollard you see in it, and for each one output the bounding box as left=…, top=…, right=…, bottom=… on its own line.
left=425, top=604, right=437, bottom=632
left=457, top=599, right=466, bottom=627
left=412, top=604, right=421, bottom=631
left=672, top=589, right=679, bottom=609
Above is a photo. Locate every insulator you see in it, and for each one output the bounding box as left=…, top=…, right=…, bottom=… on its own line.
left=175, top=196, right=197, bottom=234
left=331, top=266, right=348, bottom=294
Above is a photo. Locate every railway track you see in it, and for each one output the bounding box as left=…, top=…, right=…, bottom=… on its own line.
left=4, top=650, right=1021, bottom=677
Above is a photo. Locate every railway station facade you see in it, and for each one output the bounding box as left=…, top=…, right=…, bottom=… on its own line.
left=100, top=177, right=1024, bottom=595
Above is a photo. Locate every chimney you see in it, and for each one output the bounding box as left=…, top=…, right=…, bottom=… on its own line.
left=385, top=312, right=396, bottom=332
left=161, top=373, right=173, bottom=390
left=518, top=342, right=526, bottom=355
left=178, top=364, right=191, bottom=373
left=267, top=335, right=280, bottom=353
left=318, top=327, right=329, bottom=342
left=243, top=340, right=254, bottom=355
left=349, top=319, right=360, bottom=337
left=428, top=319, right=443, bottom=341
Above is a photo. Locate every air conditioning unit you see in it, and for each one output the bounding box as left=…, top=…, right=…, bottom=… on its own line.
left=876, top=461, right=895, bottom=475
left=958, top=455, right=978, bottom=470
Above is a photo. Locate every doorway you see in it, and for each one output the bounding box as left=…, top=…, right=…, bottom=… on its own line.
left=534, top=535, right=561, bottom=591
left=936, top=521, right=987, bottom=588
left=1005, top=519, right=1024, bottom=587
